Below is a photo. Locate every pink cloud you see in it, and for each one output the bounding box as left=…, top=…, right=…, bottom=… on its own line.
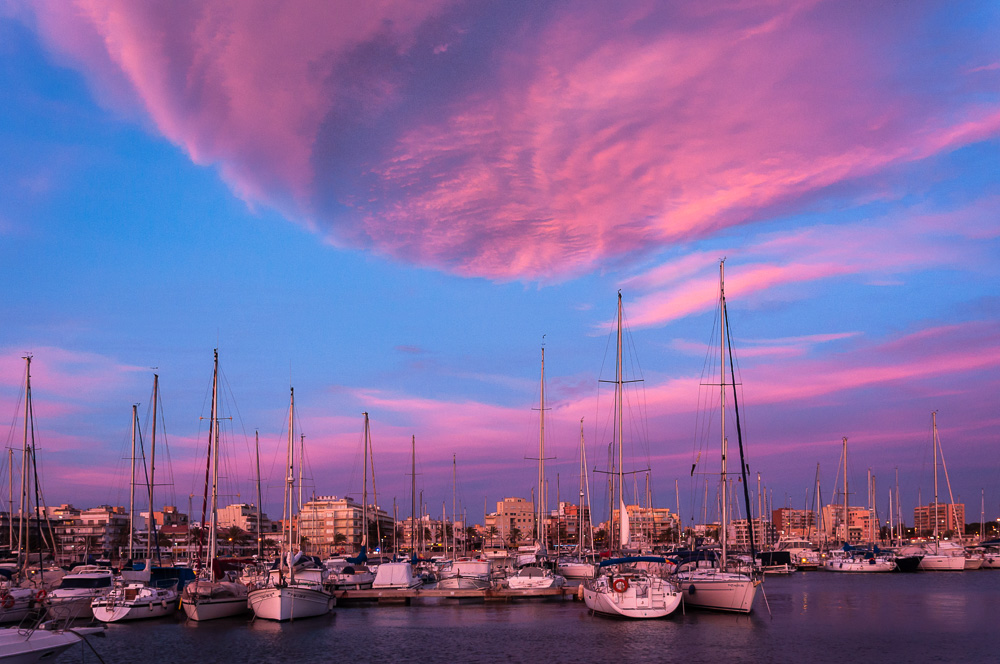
left=620, top=197, right=986, bottom=328
left=24, top=1, right=999, bottom=279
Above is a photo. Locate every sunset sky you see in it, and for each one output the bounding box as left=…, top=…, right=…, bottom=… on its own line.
left=1, top=1, right=998, bottom=530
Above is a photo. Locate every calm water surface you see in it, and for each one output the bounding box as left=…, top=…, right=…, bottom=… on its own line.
left=62, top=572, right=1000, bottom=663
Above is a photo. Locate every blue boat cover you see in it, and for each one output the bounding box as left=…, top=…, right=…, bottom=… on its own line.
left=599, top=556, right=667, bottom=567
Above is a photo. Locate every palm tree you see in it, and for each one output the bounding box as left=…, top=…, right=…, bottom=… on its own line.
left=508, top=526, right=522, bottom=547
left=224, top=526, right=248, bottom=555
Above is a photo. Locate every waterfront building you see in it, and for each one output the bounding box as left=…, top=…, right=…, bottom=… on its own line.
left=51, top=505, right=130, bottom=565
left=549, top=502, right=593, bottom=548
left=772, top=508, right=815, bottom=539
left=821, top=504, right=876, bottom=544
left=729, top=518, right=777, bottom=550
left=484, top=497, right=535, bottom=547
left=609, top=504, right=680, bottom=548
left=297, top=495, right=394, bottom=556
left=152, top=505, right=188, bottom=527
left=914, top=502, right=965, bottom=538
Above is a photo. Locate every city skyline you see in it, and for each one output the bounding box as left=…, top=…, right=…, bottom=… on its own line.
left=1, top=2, right=998, bottom=526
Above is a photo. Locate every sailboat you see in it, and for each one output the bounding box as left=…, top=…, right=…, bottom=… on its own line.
left=582, top=292, right=682, bottom=619
left=822, top=437, right=894, bottom=572
left=557, top=419, right=597, bottom=580
left=507, top=347, right=565, bottom=591
left=913, top=413, right=965, bottom=571
left=674, top=261, right=763, bottom=611
left=0, top=356, right=47, bottom=624
left=324, top=413, right=376, bottom=591
left=182, top=350, right=250, bottom=620
left=247, top=387, right=333, bottom=621
left=93, top=374, right=186, bottom=621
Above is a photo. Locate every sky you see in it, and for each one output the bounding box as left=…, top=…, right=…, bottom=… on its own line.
left=1, top=0, right=998, bottom=531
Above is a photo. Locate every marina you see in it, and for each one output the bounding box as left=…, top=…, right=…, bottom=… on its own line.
left=39, top=571, right=1000, bottom=663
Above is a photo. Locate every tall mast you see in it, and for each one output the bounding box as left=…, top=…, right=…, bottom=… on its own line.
left=932, top=411, right=939, bottom=551
left=255, top=430, right=262, bottom=559
left=578, top=419, right=585, bottom=554
left=452, top=453, right=457, bottom=557
left=7, top=449, right=12, bottom=553
left=362, top=413, right=369, bottom=551
left=410, top=435, right=416, bottom=554
left=285, top=387, right=295, bottom=580
left=616, top=291, right=625, bottom=550
left=147, top=373, right=158, bottom=562
left=129, top=404, right=137, bottom=561
left=539, top=346, right=547, bottom=550
left=842, top=436, right=848, bottom=545
left=19, top=356, right=30, bottom=565
left=208, top=350, right=220, bottom=572
left=719, top=263, right=728, bottom=566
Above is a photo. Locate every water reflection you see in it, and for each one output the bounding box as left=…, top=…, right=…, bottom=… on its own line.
left=75, top=574, right=1000, bottom=664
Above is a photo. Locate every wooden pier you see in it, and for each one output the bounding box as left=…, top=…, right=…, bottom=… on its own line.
left=335, top=585, right=582, bottom=606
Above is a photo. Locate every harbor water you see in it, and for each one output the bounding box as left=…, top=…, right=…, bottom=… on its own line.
left=60, top=571, right=1000, bottom=663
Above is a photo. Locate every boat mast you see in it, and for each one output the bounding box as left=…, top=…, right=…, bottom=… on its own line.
left=719, top=264, right=728, bottom=567
left=147, top=373, right=158, bottom=563
left=285, top=387, right=294, bottom=581
left=362, top=412, right=369, bottom=552
left=539, top=346, right=547, bottom=551
left=932, top=411, right=939, bottom=552
left=128, top=404, right=137, bottom=562
left=208, top=351, right=220, bottom=575
left=7, top=449, right=12, bottom=553
left=842, top=436, right=848, bottom=546
left=255, top=430, right=262, bottom=559
left=410, top=435, right=416, bottom=554
left=617, top=291, right=625, bottom=550
left=578, top=419, right=585, bottom=554
left=452, top=453, right=457, bottom=557
left=18, top=356, right=30, bottom=567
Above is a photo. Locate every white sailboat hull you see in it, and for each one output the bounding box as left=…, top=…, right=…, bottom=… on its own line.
left=676, top=570, right=759, bottom=613
left=43, top=595, right=100, bottom=621
left=918, top=555, right=966, bottom=571
left=556, top=562, right=596, bottom=579
left=181, top=596, right=249, bottom=621
left=92, top=593, right=178, bottom=622
left=0, top=626, right=81, bottom=663
left=506, top=573, right=566, bottom=590
left=247, top=585, right=332, bottom=621
left=981, top=554, right=1000, bottom=569
left=823, top=557, right=895, bottom=573
left=964, top=556, right=983, bottom=570
left=436, top=576, right=491, bottom=590
left=0, top=590, right=38, bottom=625
left=583, top=576, right=682, bottom=619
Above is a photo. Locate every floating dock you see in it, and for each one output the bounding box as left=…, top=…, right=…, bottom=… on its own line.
left=336, top=585, right=580, bottom=605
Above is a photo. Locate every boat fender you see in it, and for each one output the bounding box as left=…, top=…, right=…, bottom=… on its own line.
left=162, top=600, right=168, bottom=609
left=1, top=594, right=13, bottom=609
left=611, top=578, right=629, bottom=593
left=688, top=584, right=696, bottom=595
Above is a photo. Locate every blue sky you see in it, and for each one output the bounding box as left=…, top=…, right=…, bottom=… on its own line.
left=1, top=1, right=998, bottom=530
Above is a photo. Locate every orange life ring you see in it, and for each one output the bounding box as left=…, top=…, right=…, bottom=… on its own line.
left=2, top=594, right=14, bottom=609
left=35, top=589, right=46, bottom=602
left=611, top=577, right=629, bottom=593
